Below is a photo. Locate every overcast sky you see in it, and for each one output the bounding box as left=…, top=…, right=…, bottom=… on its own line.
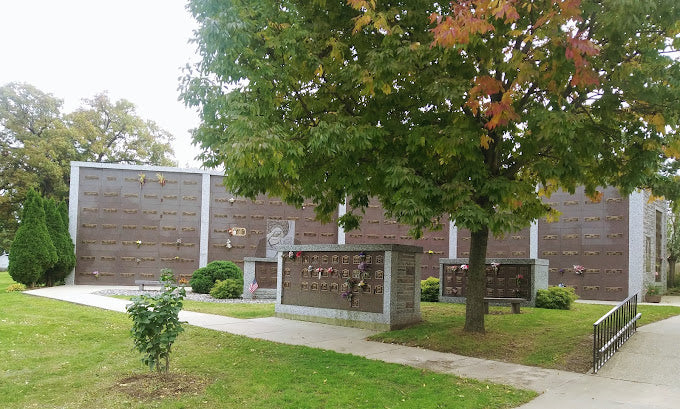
left=0, top=0, right=203, bottom=168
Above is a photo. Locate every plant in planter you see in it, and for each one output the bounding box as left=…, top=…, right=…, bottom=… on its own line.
left=646, top=284, right=662, bottom=303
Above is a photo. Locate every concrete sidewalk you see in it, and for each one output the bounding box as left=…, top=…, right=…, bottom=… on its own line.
left=25, top=286, right=680, bottom=409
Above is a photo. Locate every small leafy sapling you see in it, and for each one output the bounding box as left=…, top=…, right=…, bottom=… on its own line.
left=126, top=269, right=186, bottom=373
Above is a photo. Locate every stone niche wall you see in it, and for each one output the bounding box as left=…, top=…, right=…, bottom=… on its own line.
left=456, top=228, right=531, bottom=259
left=74, top=167, right=201, bottom=284
left=242, top=257, right=278, bottom=299
left=345, top=199, right=449, bottom=280
left=439, top=258, right=549, bottom=306
left=538, top=187, right=629, bottom=301
left=208, top=176, right=339, bottom=267
left=71, top=163, right=662, bottom=302
left=275, top=244, right=422, bottom=330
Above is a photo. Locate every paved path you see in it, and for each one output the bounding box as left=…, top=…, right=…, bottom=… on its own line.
left=25, top=286, right=680, bottom=408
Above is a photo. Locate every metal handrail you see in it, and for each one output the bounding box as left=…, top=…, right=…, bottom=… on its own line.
left=592, top=293, right=641, bottom=373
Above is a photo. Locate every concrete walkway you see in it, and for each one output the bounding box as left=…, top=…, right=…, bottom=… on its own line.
left=25, top=286, right=680, bottom=409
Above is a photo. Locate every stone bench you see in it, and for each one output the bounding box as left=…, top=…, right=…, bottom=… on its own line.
left=483, top=297, right=525, bottom=314
left=135, top=280, right=162, bottom=291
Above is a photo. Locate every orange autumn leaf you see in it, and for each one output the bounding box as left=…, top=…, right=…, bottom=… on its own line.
left=430, top=1, right=495, bottom=47
left=565, top=34, right=600, bottom=87
left=490, top=0, right=520, bottom=22
left=470, top=76, right=505, bottom=96
left=587, top=191, right=603, bottom=203
left=480, top=134, right=493, bottom=149
left=484, top=91, right=519, bottom=130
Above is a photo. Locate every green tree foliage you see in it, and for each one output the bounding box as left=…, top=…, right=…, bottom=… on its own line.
left=127, top=270, right=185, bottom=373
left=182, top=1, right=680, bottom=332
left=0, top=83, right=177, bottom=252
left=0, top=83, right=71, bottom=253
left=67, top=93, right=176, bottom=166
left=8, top=189, right=57, bottom=286
left=42, top=198, right=74, bottom=286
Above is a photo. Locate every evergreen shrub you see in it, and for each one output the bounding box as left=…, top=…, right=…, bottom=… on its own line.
left=535, top=286, right=578, bottom=310
left=42, top=198, right=73, bottom=286
left=8, top=190, right=57, bottom=286
left=421, top=277, right=440, bottom=302
left=210, top=279, right=242, bottom=299
left=190, top=260, right=243, bottom=294
left=57, top=201, right=76, bottom=274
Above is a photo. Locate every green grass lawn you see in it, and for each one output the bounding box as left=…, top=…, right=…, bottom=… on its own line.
left=370, top=301, right=680, bottom=373
left=0, top=273, right=534, bottom=409
left=112, top=295, right=275, bottom=319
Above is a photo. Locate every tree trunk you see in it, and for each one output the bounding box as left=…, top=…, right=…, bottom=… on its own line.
left=668, top=256, right=677, bottom=288
left=464, top=226, right=489, bottom=333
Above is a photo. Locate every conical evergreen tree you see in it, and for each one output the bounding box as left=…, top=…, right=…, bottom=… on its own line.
left=43, top=198, right=72, bottom=286
left=8, top=189, right=57, bottom=286
left=57, top=201, right=76, bottom=276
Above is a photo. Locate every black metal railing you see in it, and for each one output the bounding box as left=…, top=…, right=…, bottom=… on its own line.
left=592, top=293, right=641, bottom=373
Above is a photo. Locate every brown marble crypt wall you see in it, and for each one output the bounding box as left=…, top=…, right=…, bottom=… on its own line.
left=538, top=187, right=629, bottom=301
left=344, top=199, right=449, bottom=280
left=72, top=164, right=647, bottom=302
left=75, top=168, right=202, bottom=284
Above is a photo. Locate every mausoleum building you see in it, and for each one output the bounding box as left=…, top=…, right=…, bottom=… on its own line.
left=68, top=162, right=666, bottom=301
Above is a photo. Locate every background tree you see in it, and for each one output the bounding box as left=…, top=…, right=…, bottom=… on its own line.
left=668, top=206, right=680, bottom=288
left=67, top=93, right=176, bottom=166
left=8, top=189, right=57, bottom=286
left=0, top=83, right=72, bottom=253
left=0, top=83, right=177, bottom=253
left=182, top=0, right=680, bottom=332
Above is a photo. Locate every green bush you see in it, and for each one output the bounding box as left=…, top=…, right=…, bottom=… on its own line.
left=8, top=189, right=57, bottom=286
left=535, top=286, right=578, bottom=310
left=421, top=277, right=440, bottom=302
left=210, top=279, right=242, bottom=299
left=126, top=269, right=185, bottom=373
left=190, top=260, right=243, bottom=294
left=6, top=283, right=27, bottom=292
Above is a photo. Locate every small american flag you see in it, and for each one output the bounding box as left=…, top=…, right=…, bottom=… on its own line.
left=248, top=278, right=259, bottom=294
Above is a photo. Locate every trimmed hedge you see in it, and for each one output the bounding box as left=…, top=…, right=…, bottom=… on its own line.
left=421, top=277, right=440, bottom=302
left=535, top=286, right=579, bottom=310
left=210, top=279, right=242, bottom=299
left=190, top=260, right=243, bottom=294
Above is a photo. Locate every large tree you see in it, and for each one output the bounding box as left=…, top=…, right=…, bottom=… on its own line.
left=67, top=93, right=176, bottom=166
left=182, top=0, right=680, bottom=332
left=0, top=83, right=177, bottom=253
left=0, top=83, right=72, bottom=252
